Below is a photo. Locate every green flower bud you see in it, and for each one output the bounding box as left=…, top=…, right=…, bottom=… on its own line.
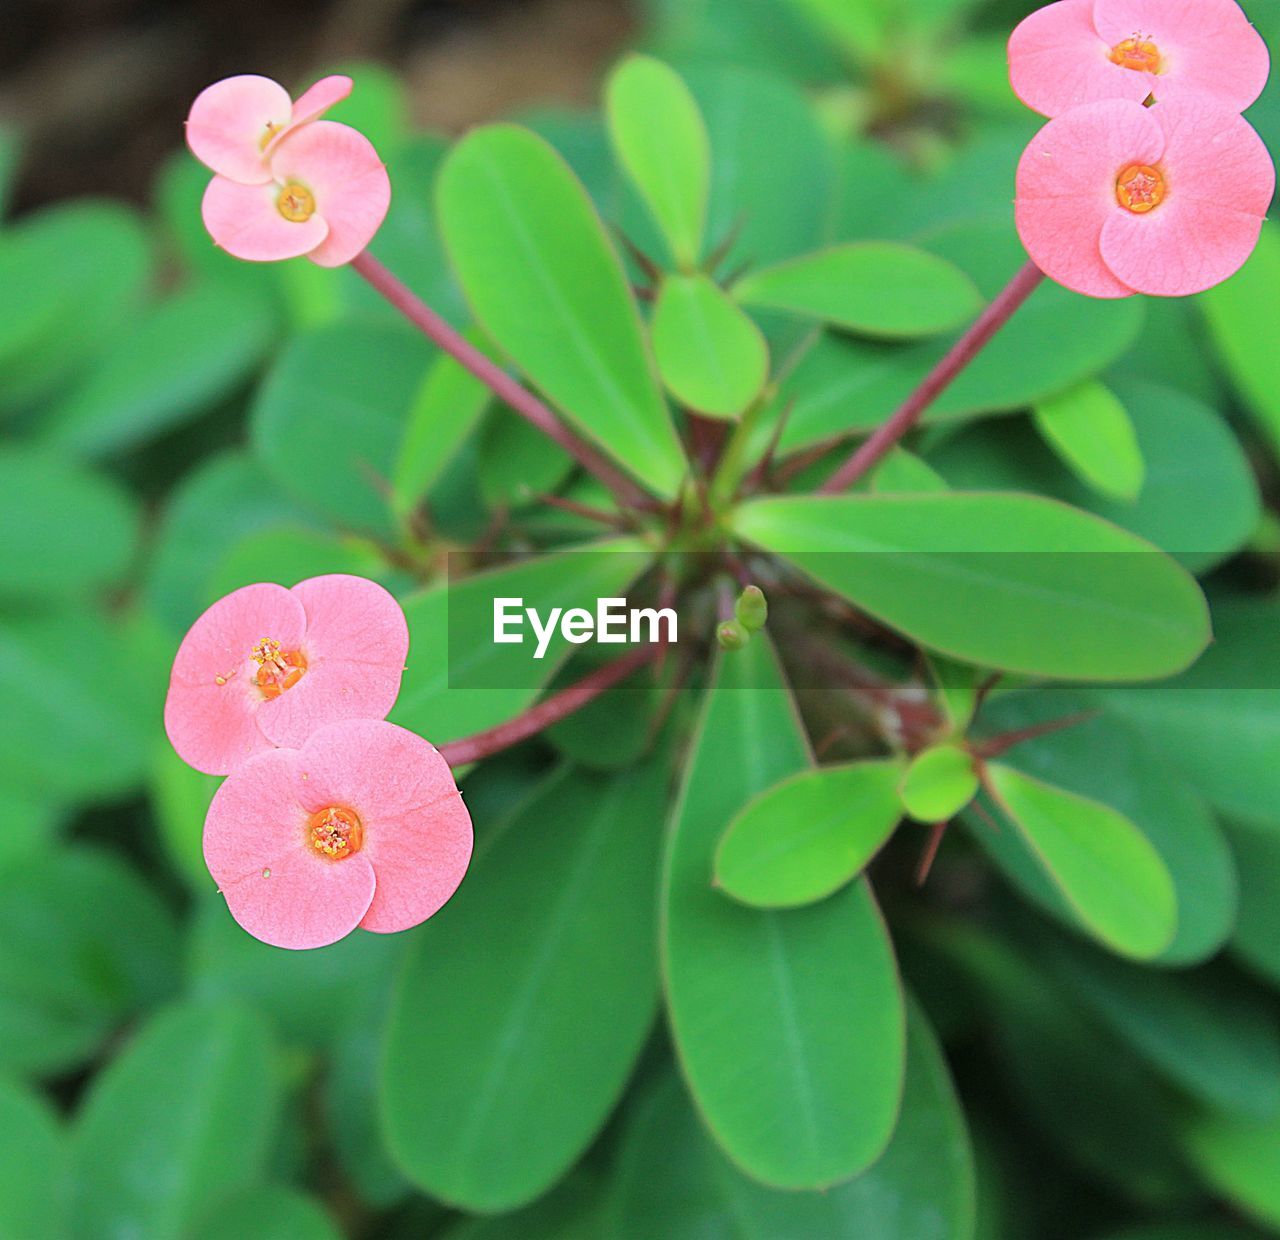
left=716, top=619, right=751, bottom=651
left=735, top=584, right=768, bottom=633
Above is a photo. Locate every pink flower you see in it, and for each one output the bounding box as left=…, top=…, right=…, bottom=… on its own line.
left=1009, top=0, right=1270, bottom=118
left=203, top=720, right=473, bottom=949
left=164, top=575, right=409, bottom=776
left=1015, top=97, right=1274, bottom=298
left=186, top=73, right=353, bottom=185
left=186, top=74, right=391, bottom=266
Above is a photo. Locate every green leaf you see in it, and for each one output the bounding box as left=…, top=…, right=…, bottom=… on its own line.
left=736, top=243, right=981, bottom=339
left=70, top=1002, right=281, bottom=1239
left=390, top=540, right=649, bottom=744
left=383, top=758, right=669, bottom=1211
left=933, top=381, right=1259, bottom=575
left=0, top=202, right=151, bottom=413
left=714, top=759, right=903, bottom=908
left=651, top=274, right=769, bottom=417
left=1226, top=819, right=1280, bottom=986
left=610, top=999, right=973, bottom=1238
left=985, top=763, right=1177, bottom=961
left=193, top=1186, right=342, bottom=1240
left=1037, top=934, right=1280, bottom=1119
left=663, top=638, right=905, bottom=1188
left=972, top=691, right=1235, bottom=966
left=150, top=740, right=220, bottom=888
left=0, top=848, right=180, bottom=1077
left=924, top=654, right=979, bottom=733
left=899, top=744, right=978, bottom=822
left=0, top=443, right=138, bottom=603
left=42, top=281, right=274, bottom=457
left=1201, top=222, right=1280, bottom=458
left=605, top=55, right=710, bottom=268
left=437, top=124, right=685, bottom=497
left=252, top=320, right=430, bottom=539
left=1032, top=380, right=1145, bottom=501
left=477, top=410, right=575, bottom=507
left=0, top=1079, right=66, bottom=1240
left=869, top=447, right=948, bottom=494
left=205, top=525, right=386, bottom=606
left=1182, top=1108, right=1280, bottom=1230
left=734, top=493, right=1210, bottom=681
left=392, top=340, right=492, bottom=517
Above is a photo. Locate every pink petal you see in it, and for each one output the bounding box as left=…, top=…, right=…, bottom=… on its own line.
left=292, top=721, right=473, bottom=935
left=1094, top=0, right=1270, bottom=112
left=269, top=121, right=391, bottom=267
left=1016, top=99, right=1160, bottom=297
left=201, top=175, right=330, bottom=262
left=263, top=75, right=356, bottom=158
left=256, top=574, right=409, bottom=748
left=164, top=583, right=306, bottom=775
left=186, top=75, right=291, bottom=185
left=1100, top=100, right=1275, bottom=297
left=1009, top=0, right=1151, bottom=118
left=204, top=747, right=376, bottom=949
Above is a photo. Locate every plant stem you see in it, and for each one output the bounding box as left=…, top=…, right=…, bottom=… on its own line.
left=349, top=249, right=647, bottom=509
left=818, top=261, right=1045, bottom=494
left=437, top=646, right=655, bottom=768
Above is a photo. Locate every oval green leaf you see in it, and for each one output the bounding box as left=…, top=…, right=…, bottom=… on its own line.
left=605, top=55, right=710, bottom=269
left=985, top=763, right=1177, bottom=960
left=735, top=243, right=981, bottom=339
left=714, top=759, right=903, bottom=908
left=652, top=273, right=769, bottom=418
left=437, top=124, right=685, bottom=497
left=664, top=638, right=905, bottom=1188
left=1032, top=380, right=1145, bottom=501
left=899, top=744, right=979, bottom=823
left=0, top=1080, right=66, bottom=1240
left=733, top=493, right=1210, bottom=681
left=383, top=757, right=669, bottom=1211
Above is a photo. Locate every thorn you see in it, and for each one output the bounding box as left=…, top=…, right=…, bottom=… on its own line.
left=915, top=822, right=949, bottom=886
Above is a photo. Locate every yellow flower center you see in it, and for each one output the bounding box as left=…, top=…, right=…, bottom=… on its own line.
left=1115, top=164, right=1166, bottom=214
left=250, top=638, right=307, bottom=699
left=259, top=120, right=284, bottom=152
left=308, top=806, right=364, bottom=860
left=276, top=183, right=316, bottom=223
left=1110, top=36, right=1163, bottom=74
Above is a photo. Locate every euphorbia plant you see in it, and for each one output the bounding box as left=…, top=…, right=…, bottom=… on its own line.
left=143, top=0, right=1279, bottom=1227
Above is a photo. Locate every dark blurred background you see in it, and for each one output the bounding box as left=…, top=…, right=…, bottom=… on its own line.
left=2, top=0, right=637, bottom=211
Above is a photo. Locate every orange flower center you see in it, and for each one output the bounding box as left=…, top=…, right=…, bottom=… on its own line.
left=308, top=806, right=364, bottom=860
left=1115, top=164, right=1166, bottom=214
left=251, top=637, right=307, bottom=699
left=1110, top=35, right=1163, bottom=74
left=276, top=182, right=316, bottom=222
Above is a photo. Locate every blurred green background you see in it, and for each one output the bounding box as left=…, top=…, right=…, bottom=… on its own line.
left=3, top=0, right=1280, bottom=1237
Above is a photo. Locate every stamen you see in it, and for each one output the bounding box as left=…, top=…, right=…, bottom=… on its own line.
left=250, top=638, right=307, bottom=699
left=307, top=806, right=364, bottom=859
left=1110, top=35, right=1163, bottom=74
left=276, top=183, right=316, bottom=223
left=1115, top=163, right=1166, bottom=214
left=259, top=120, right=284, bottom=151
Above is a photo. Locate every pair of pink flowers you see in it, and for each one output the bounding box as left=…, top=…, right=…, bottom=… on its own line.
left=186, top=74, right=390, bottom=265
left=164, top=575, right=471, bottom=950
left=1010, top=0, right=1274, bottom=298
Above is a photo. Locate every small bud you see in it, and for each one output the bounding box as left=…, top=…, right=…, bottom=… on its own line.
left=735, top=585, right=768, bottom=633
left=716, top=619, right=751, bottom=651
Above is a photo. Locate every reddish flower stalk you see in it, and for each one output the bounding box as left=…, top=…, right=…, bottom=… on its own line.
left=437, top=645, right=656, bottom=768
left=818, top=261, right=1045, bottom=494
left=349, top=250, right=648, bottom=509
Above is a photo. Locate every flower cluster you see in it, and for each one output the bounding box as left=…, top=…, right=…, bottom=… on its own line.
left=186, top=74, right=391, bottom=266
left=164, top=575, right=471, bottom=950
left=1009, top=0, right=1274, bottom=297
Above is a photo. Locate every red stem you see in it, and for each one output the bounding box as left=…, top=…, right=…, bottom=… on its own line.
left=437, top=646, right=654, bottom=767
left=818, top=261, right=1045, bottom=494
left=349, top=250, right=647, bottom=508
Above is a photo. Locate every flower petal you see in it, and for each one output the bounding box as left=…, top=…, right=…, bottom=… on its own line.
left=1016, top=99, right=1160, bottom=297
left=201, top=175, right=329, bottom=262
left=1101, top=100, right=1275, bottom=297
left=164, top=582, right=306, bottom=775
left=269, top=121, right=391, bottom=267
left=205, top=747, right=376, bottom=949
left=292, top=720, right=472, bottom=935
left=186, top=74, right=291, bottom=185
left=263, top=74, right=356, bottom=158
left=1094, top=0, right=1270, bottom=113
left=1009, top=0, right=1151, bottom=118
left=256, top=574, right=409, bottom=748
